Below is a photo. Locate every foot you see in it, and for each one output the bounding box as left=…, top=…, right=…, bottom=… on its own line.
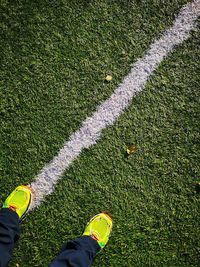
left=3, top=185, right=32, bottom=219
left=83, top=212, right=113, bottom=249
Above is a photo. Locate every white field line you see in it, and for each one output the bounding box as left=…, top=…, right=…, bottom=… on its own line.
left=30, top=0, right=200, bottom=209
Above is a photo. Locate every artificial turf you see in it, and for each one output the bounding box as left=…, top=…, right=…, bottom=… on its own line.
left=0, top=0, right=199, bottom=266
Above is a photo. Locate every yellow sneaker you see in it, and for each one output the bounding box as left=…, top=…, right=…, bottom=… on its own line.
left=83, top=212, right=113, bottom=249
left=3, top=185, right=32, bottom=219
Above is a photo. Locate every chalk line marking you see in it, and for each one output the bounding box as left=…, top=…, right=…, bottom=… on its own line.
left=30, top=0, right=200, bottom=209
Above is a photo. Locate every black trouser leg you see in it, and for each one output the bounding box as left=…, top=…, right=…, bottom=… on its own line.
left=0, top=208, right=20, bottom=267
left=49, top=236, right=101, bottom=267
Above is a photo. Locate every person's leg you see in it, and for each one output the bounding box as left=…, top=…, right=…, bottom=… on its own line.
left=49, top=213, right=113, bottom=267
left=49, top=236, right=100, bottom=267
left=0, top=186, right=32, bottom=267
left=0, top=208, right=20, bottom=267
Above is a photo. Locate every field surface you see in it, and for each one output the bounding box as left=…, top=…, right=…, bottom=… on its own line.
left=0, top=0, right=200, bottom=266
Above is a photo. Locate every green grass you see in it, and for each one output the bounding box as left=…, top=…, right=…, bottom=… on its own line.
left=0, top=0, right=199, bottom=266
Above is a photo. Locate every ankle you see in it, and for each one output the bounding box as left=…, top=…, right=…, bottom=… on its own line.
left=8, top=205, right=17, bottom=213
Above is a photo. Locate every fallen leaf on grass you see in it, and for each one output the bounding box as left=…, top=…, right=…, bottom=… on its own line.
left=127, top=144, right=137, bottom=155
